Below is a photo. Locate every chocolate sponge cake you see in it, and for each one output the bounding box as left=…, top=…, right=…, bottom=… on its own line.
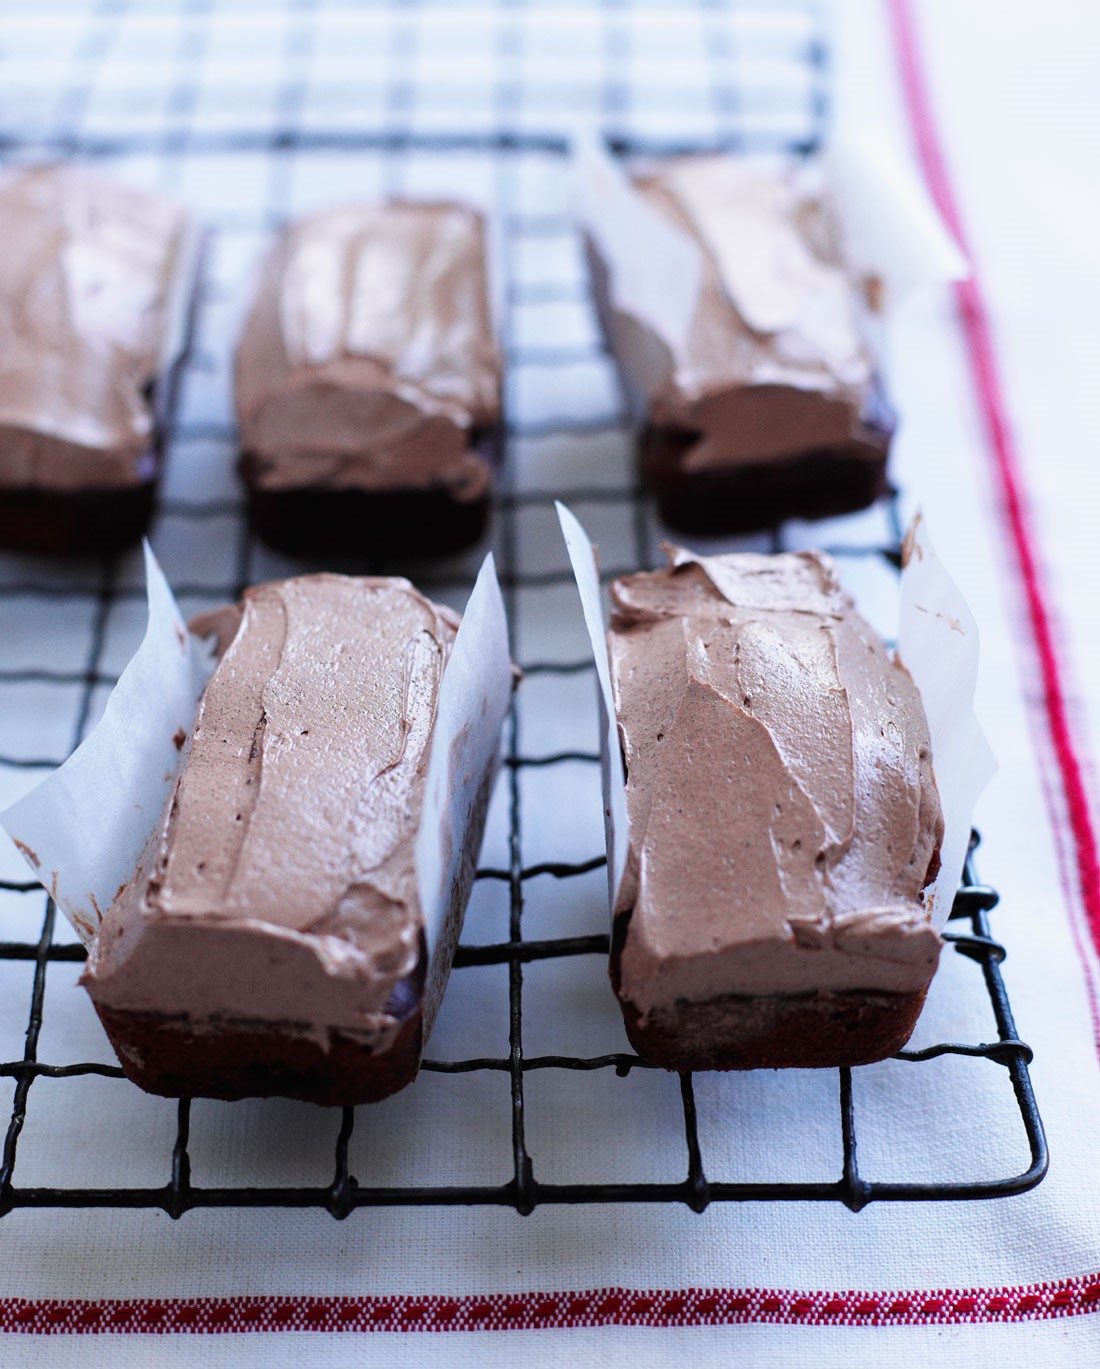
left=81, top=574, right=501, bottom=1105
left=607, top=548, right=944, bottom=1071
left=235, top=201, right=501, bottom=559
left=0, top=165, right=195, bottom=556
left=586, top=155, right=893, bottom=535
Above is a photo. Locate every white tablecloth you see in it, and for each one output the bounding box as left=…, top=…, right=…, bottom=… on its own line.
left=1, top=0, right=1098, bottom=1363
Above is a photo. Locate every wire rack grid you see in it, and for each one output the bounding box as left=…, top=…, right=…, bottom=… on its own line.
left=0, top=0, right=1045, bottom=1221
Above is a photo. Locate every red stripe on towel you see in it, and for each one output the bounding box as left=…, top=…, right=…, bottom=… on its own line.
left=2, top=1276, right=1100, bottom=1334
left=886, top=0, right=1100, bottom=1001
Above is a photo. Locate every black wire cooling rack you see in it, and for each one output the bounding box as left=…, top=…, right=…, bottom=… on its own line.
left=0, top=0, right=1046, bottom=1220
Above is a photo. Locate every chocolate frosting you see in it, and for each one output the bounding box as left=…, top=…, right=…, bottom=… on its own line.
left=0, top=165, right=190, bottom=490
left=609, top=549, right=943, bottom=1018
left=235, top=201, right=501, bottom=498
left=83, top=575, right=461, bottom=1050
left=596, top=156, right=883, bottom=469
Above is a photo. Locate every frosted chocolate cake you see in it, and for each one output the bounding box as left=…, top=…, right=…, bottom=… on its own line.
left=0, top=165, right=195, bottom=556
left=587, top=155, right=893, bottom=534
left=83, top=574, right=497, bottom=1104
left=607, top=548, right=943, bottom=1071
left=236, top=201, right=502, bottom=558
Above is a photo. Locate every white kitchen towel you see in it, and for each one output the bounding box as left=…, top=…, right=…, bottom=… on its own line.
left=0, top=1, right=1098, bottom=1365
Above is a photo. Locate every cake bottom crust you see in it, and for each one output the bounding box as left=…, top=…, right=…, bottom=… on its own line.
left=618, top=985, right=929, bottom=1073
left=0, top=482, right=157, bottom=557
left=241, top=427, right=502, bottom=560
left=641, top=426, right=890, bottom=536
left=93, top=1003, right=423, bottom=1106
left=244, top=482, right=491, bottom=560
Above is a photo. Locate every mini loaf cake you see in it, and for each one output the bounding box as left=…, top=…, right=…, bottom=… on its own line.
left=608, top=548, right=943, bottom=1071
left=0, top=165, right=195, bottom=556
left=587, top=156, right=893, bottom=535
left=82, top=574, right=496, bottom=1104
left=236, top=201, right=502, bottom=559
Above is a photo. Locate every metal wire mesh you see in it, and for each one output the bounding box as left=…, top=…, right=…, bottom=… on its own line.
left=0, top=0, right=1045, bottom=1219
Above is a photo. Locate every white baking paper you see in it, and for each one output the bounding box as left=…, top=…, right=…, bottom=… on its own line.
left=898, top=514, right=995, bottom=928
left=0, top=544, right=212, bottom=946
left=159, top=215, right=204, bottom=381
left=557, top=506, right=991, bottom=931
left=555, top=502, right=628, bottom=908
left=573, top=132, right=703, bottom=364
left=825, top=129, right=969, bottom=311
left=415, top=554, right=513, bottom=957
left=482, top=200, right=506, bottom=351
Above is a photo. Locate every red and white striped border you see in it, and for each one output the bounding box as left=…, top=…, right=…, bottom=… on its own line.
left=3, top=0, right=1099, bottom=1339
left=2, top=1278, right=1100, bottom=1335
